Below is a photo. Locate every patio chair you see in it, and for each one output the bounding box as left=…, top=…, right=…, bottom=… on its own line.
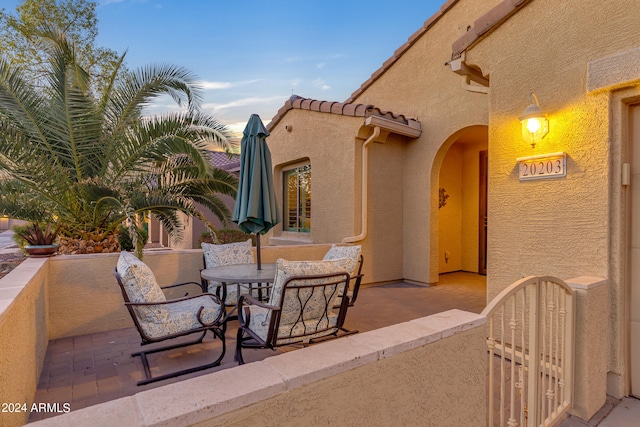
left=201, top=240, right=268, bottom=306
left=323, top=244, right=364, bottom=306
left=235, top=258, right=356, bottom=365
left=114, top=251, right=226, bottom=386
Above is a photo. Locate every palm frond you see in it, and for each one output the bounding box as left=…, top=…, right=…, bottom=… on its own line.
left=0, top=29, right=238, bottom=245
left=104, top=63, right=203, bottom=138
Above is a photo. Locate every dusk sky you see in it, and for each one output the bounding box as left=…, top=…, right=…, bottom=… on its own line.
left=5, top=0, right=445, bottom=142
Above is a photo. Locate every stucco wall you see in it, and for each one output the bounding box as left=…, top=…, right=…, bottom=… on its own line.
left=268, top=110, right=362, bottom=244
left=348, top=0, right=500, bottom=284
left=198, top=324, right=486, bottom=427
left=268, top=111, right=396, bottom=283
left=462, top=0, right=640, bottom=396
left=463, top=0, right=638, bottom=295
left=46, top=251, right=204, bottom=339
left=0, top=258, right=49, bottom=427
left=0, top=245, right=337, bottom=426
left=266, top=1, right=502, bottom=285
left=439, top=144, right=463, bottom=272
left=365, top=133, right=406, bottom=282
left=45, top=245, right=335, bottom=339
left=438, top=140, right=486, bottom=274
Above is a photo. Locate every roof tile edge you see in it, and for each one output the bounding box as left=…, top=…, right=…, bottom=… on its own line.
left=266, top=95, right=420, bottom=136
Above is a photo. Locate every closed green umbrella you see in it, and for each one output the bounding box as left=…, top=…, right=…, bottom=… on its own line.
left=232, top=114, right=280, bottom=269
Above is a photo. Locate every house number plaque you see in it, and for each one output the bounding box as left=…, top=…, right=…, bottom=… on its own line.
left=517, top=152, right=566, bottom=181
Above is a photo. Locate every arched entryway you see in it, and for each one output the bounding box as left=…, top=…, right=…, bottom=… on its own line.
left=430, top=125, right=488, bottom=278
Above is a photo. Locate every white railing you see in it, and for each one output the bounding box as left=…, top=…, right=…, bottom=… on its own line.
left=482, top=276, right=575, bottom=427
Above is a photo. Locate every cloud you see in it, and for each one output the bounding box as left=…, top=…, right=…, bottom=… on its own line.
left=203, top=95, right=287, bottom=112
left=312, top=78, right=331, bottom=91
left=198, top=79, right=261, bottom=90
left=316, top=62, right=326, bottom=69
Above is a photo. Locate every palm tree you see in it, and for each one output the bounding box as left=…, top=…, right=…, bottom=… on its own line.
left=0, top=29, right=238, bottom=256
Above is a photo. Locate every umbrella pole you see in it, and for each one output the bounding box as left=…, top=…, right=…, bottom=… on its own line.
left=256, top=233, right=262, bottom=270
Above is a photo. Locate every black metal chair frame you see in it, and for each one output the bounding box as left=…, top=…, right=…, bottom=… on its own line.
left=235, top=271, right=356, bottom=365
left=347, top=254, right=364, bottom=307
left=113, top=269, right=227, bottom=386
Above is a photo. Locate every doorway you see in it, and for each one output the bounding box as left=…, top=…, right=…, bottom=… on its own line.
left=630, top=104, right=640, bottom=398
left=479, top=150, right=488, bottom=275
left=435, top=127, right=488, bottom=276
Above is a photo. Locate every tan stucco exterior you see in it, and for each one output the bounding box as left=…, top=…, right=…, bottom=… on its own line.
left=264, top=0, right=640, bottom=410
left=0, top=258, right=49, bottom=427
left=459, top=0, right=640, bottom=398
left=3, top=0, right=639, bottom=423
left=267, top=1, right=500, bottom=285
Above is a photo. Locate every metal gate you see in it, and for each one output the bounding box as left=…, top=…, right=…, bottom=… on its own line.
left=482, top=276, right=575, bottom=427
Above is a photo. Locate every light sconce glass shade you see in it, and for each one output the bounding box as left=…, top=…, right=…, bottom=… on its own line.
left=519, top=93, right=548, bottom=148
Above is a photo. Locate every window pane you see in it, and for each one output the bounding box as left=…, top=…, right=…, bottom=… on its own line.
left=283, top=165, right=311, bottom=232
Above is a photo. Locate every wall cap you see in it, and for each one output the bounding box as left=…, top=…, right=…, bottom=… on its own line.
left=566, top=276, right=607, bottom=290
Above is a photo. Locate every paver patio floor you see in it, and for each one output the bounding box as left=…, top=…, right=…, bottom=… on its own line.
left=28, top=271, right=486, bottom=423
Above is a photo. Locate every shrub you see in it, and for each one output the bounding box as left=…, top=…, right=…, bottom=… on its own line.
left=12, top=223, right=60, bottom=247
left=118, top=225, right=149, bottom=251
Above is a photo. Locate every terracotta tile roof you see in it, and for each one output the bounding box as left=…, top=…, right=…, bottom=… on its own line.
left=208, top=151, right=240, bottom=172
left=345, top=0, right=461, bottom=104
left=267, top=95, right=420, bottom=134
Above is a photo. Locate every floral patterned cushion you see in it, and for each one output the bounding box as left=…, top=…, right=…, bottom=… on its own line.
left=247, top=258, right=350, bottom=344
left=323, top=245, right=361, bottom=302
left=248, top=305, right=339, bottom=345
left=202, top=240, right=255, bottom=305
left=322, top=244, right=361, bottom=277
left=117, top=251, right=167, bottom=323
left=138, top=295, right=224, bottom=340
left=219, top=284, right=266, bottom=306
left=202, top=240, right=254, bottom=268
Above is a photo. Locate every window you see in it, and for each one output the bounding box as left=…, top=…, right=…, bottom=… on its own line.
left=283, top=164, right=311, bottom=232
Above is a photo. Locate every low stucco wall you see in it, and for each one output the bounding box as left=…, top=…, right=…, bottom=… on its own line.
left=28, top=310, right=487, bottom=427
left=0, top=245, right=613, bottom=425
left=0, top=244, right=338, bottom=426
left=46, top=250, right=204, bottom=339
left=46, top=244, right=333, bottom=340
left=0, top=258, right=50, bottom=427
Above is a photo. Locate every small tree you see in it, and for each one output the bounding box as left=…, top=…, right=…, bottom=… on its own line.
left=0, top=29, right=238, bottom=257
left=0, top=0, right=121, bottom=93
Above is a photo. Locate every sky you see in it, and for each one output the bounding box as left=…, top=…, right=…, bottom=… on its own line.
left=5, top=0, right=445, bottom=143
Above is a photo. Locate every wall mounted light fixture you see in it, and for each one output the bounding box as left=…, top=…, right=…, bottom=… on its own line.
left=519, top=93, right=548, bottom=148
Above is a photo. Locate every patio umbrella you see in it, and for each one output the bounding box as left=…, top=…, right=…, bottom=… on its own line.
left=232, top=114, right=280, bottom=270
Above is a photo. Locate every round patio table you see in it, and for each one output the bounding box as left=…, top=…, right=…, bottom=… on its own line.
left=201, top=263, right=277, bottom=320
left=201, top=263, right=276, bottom=285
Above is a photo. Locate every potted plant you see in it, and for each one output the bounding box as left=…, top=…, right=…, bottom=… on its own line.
left=12, top=223, right=61, bottom=257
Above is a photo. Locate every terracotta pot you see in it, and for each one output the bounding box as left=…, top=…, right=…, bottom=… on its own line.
left=25, top=244, right=59, bottom=257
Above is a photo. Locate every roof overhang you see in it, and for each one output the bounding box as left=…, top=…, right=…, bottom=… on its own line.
left=365, top=115, right=422, bottom=138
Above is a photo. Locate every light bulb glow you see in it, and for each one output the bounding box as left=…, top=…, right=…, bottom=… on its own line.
left=526, top=118, right=541, bottom=134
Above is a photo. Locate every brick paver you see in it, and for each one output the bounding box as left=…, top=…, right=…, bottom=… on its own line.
left=29, top=272, right=486, bottom=423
